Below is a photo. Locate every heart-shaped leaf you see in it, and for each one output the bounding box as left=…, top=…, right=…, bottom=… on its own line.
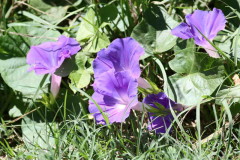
left=166, top=40, right=224, bottom=106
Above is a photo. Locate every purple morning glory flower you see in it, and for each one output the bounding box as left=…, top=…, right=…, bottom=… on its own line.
left=93, top=37, right=144, bottom=79
left=143, top=92, right=178, bottom=134
left=27, top=35, right=81, bottom=74
left=26, top=35, right=81, bottom=97
left=171, top=8, right=226, bottom=58
left=89, top=37, right=145, bottom=124
left=89, top=70, right=138, bottom=124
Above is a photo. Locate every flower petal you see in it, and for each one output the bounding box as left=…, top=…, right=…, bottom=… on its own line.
left=144, top=92, right=176, bottom=109
left=27, top=46, right=61, bottom=74
left=148, top=114, right=173, bottom=133
left=143, top=92, right=177, bottom=133
left=92, top=48, right=114, bottom=78
left=89, top=92, right=132, bottom=124
left=171, top=23, right=194, bottom=39
left=93, top=70, right=138, bottom=104
left=185, top=8, right=226, bottom=46
left=89, top=70, right=138, bottom=124
left=50, top=74, right=62, bottom=98
left=26, top=35, right=81, bottom=74
left=57, top=35, right=81, bottom=58
left=203, top=42, right=220, bottom=58
left=93, top=37, right=144, bottom=78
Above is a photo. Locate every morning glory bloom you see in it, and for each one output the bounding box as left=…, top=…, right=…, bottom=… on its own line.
left=171, top=8, right=226, bottom=58
left=27, top=35, right=81, bottom=74
left=27, top=35, right=81, bottom=97
left=93, top=37, right=144, bottom=79
left=143, top=92, right=178, bottom=133
left=89, top=37, right=145, bottom=124
left=89, top=70, right=138, bottom=124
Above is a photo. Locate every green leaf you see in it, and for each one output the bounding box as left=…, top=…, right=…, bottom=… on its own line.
left=131, top=5, right=178, bottom=59
left=82, top=32, right=110, bottom=53
left=166, top=41, right=224, bottom=106
left=69, top=54, right=92, bottom=92
left=216, top=85, right=240, bottom=105
left=0, top=58, right=50, bottom=98
left=69, top=70, right=91, bottom=89
left=40, top=6, right=69, bottom=24
left=214, top=31, right=231, bottom=54
left=168, top=73, right=224, bottom=106
left=76, top=8, right=110, bottom=53
left=28, top=0, right=53, bottom=11
left=9, top=106, right=22, bottom=118
left=156, top=30, right=178, bottom=53
left=6, top=93, right=26, bottom=118
left=76, top=8, right=97, bottom=42
left=173, top=38, right=195, bottom=53
left=21, top=116, right=57, bottom=149
left=75, top=53, right=88, bottom=69
left=131, top=19, right=156, bottom=59
left=28, top=0, right=76, bottom=11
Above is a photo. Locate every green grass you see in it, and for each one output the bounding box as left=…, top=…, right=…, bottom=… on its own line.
left=0, top=83, right=239, bottom=159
